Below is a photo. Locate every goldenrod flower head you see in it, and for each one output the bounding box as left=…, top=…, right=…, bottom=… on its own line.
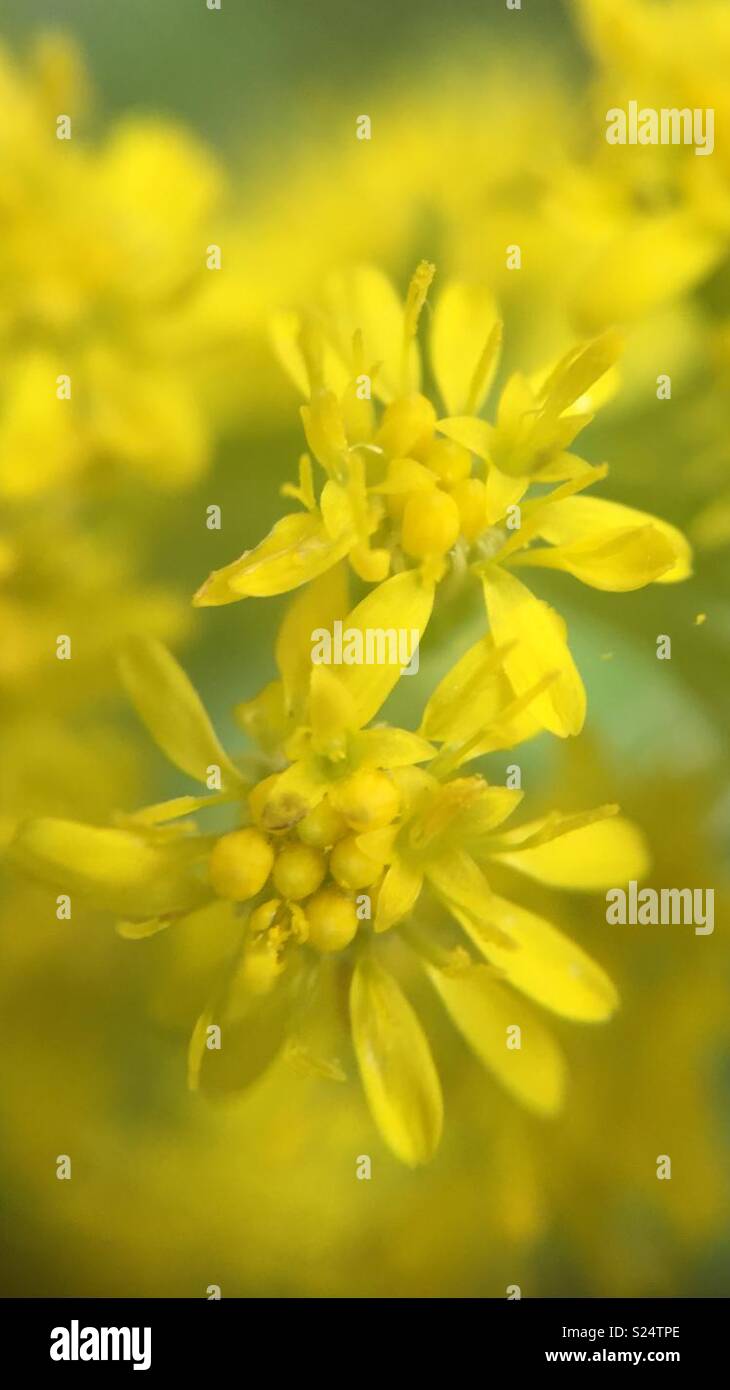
left=9, top=592, right=649, bottom=1165
left=195, top=262, right=691, bottom=740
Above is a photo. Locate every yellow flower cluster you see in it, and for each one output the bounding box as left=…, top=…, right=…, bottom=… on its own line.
left=0, top=40, right=697, bottom=1165
left=196, top=262, right=690, bottom=739
left=10, top=257, right=695, bottom=1164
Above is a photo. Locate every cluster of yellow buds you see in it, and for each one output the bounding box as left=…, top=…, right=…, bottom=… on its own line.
left=209, top=767, right=400, bottom=968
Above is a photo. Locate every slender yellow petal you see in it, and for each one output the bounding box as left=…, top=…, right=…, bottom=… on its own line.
left=430, top=282, right=501, bottom=415
left=537, top=329, right=623, bottom=419
left=8, top=817, right=210, bottom=918
left=350, top=955, right=443, bottom=1166
left=426, top=850, right=499, bottom=927
left=374, top=857, right=424, bottom=933
left=320, top=479, right=357, bottom=539
left=116, top=917, right=176, bottom=939
left=323, top=265, right=418, bottom=402
left=485, top=466, right=528, bottom=524
left=420, top=635, right=513, bottom=744
left=123, top=792, right=234, bottom=826
left=421, top=638, right=548, bottom=765
left=308, top=665, right=357, bottom=755
left=276, top=564, right=349, bottom=711
left=445, top=892, right=618, bottom=1022
left=269, top=309, right=310, bottom=397
left=270, top=309, right=350, bottom=400
left=482, top=567, right=586, bottom=737
left=353, top=726, right=435, bottom=769
left=494, top=814, right=650, bottom=889
left=428, top=966, right=566, bottom=1115
left=118, top=637, right=242, bottom=788
left=513, top=525, right=677, bottom=591
left=458, top=784, right=524, bottom=837
left=300, top=390, right=349, bottom=473
left=193, top=512, right=352, bottom=606
left=534, top=496, right=692, bottom=584
left=332, top=570, right=435, bottom=730
left=284, top=957, right=348, bottom=1082
left=188, top=955, right=296, bottom=1095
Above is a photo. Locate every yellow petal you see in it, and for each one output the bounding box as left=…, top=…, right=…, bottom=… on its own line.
left=284, top=957, right=348, bottom=1082
left=485, top=467, right=528, bottom=525
left=446, top=892, right=618, bottom=1022
left=430, top=282, right=501, bottom=415
left=308, top=664, right=357, bottom=755
left=349, top=955, right=443, bottom=1165
left=537, top=329, right=623, bottom=419
left=418, top=637, right=545, bottom=764
left=9, top=817, right=210, bottom=918
left=323, top=265, right=417, bottom=402
left=428, top=966, right=566, bottom=1115
left=188, top=955, right=297, bottom=1095
left=331, top=570, right=435, bottom=730
left=426, top=849, right=496, bottom=922
left=354, top=726, right=435, bottom=769
left=116, top=917, right=176, bottom=939
left=118, top=637, right=242, bottom=788
left=533, top=496, right=692, bottom=585
left=300, top=390, right=349, bottom=473
left=437, top=415, right=493, bottom=461
left=458, top=784, right=524, bottom=837
left=193, top=512, right=352, bottom=605
left=420, top=635, right=512, bottom=744
left=494, top=814, right=650, bottom=889
left=514, top=525, right=679, bottom=591
left=320, top=478, right=357, bottom=540
left=482, top=567, right=586, bottom=737
left=124, top=792, right=233, bottom=826
left=269, top=308, right=311, bottom=397
left=374, top=857, right=424, bottom=933
left=276, top=564, right=349, bottom=711
left=269, top=310, right=350, bottom=400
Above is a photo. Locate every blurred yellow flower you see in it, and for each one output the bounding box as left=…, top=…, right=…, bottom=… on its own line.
left=0, top=32, right=236, bottom=494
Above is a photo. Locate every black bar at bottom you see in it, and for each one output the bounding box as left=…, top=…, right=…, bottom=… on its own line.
left=1, top=1296, right=724, bottom=1376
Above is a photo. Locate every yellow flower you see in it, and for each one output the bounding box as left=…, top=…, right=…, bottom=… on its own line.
left=195, top=262, right=691, bottom=739
left=0, top=33, right=236, bottom=494
left=8, top=585, right=648, bottom=1166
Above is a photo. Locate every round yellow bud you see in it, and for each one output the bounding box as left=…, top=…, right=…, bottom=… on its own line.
left=297, top=798, right=347, bottom=849
left=330, top=834, right=384, bottom=890
left=272, top=842, right=327, bottom=901
left=208, top=828, right=274, bottom=902
left=423, top=438, right=472, bottom=486
left=305, top=889, right=358, bottom=953
left=401, top=487, right=461, bottom=558
left=375, top=393, right=437, bottom=459
left=332, top=769, right=401, bottom=832
left=249, top=773, right=306, bottom=832
left=452, top=477, right=488, bottom=543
